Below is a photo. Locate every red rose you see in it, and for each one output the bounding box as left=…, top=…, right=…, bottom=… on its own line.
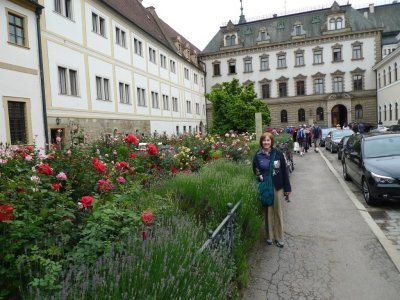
left=149, top=163, right=156, bottom=169
left=51, top=183, right=61, bottom=191
left=92, top=158, right=106, bottom=173
left=36, top=164, right=53, bottom=176
left=125, top=134, right=139, bottom=145
left=96, top=179, right=113, bottom=193
left=115, top=161, right=129, bottom=171
left=171, top=166, right=177, bottom=174
left=129, top=151, right=136, bottom=159
left=25, top=145, right=33, bottom=152
left=81, top=196, right=94, bottom=207
left=0, top=204, right=15, bottom=222
left=141, top=209, right=154, bottom=225
left=146, top=144, right=158, bottom=155
left=199, top=149, right=205, bottom=155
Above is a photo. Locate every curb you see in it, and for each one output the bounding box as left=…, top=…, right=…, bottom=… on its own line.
left=319, top=150, right=400, bottom=273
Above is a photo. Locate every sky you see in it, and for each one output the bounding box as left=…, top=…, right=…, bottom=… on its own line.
left=142, top=0, right=391, bottom=50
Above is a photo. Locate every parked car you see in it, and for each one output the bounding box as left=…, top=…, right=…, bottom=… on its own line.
left=320, top=127, right=336, bottom=147
left=388, top=125, right=400, bottom=132
left=325, top=129, right=354, bottom=153
left=337, top=135, right=352, bottom=161
left=342, top=132, right=400, bottom=205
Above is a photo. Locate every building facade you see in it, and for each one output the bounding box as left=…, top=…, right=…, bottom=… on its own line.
left=200, top=2, right=400, bottom=129
left=39, top=0, right=206, bottom=143
left=0, top=0, right=46, bottom=147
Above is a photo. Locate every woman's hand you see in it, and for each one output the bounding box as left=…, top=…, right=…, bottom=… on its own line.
left=259, top=175, right=263, bottom=181
left=284, top=192, right=291, bottom=196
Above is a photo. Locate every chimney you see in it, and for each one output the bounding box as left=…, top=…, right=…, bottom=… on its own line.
left=147, top=6, right=156, bottom=14
left=363, top=11, right=368, bottom=18
left=273, top=14, right=278, bottom=18
left=369, top=3, right=374, bottom=13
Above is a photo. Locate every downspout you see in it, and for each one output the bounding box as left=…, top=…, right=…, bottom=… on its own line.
left=35, top=6, right=49, bottom=149
left=199, top=59, right=208, bottom=132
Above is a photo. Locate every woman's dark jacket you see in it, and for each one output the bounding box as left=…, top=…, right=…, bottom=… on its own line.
left=252, top=147, right=291, bottom=193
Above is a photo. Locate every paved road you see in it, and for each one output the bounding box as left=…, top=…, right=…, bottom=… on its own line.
left=241, top=149, right=400, bottom=300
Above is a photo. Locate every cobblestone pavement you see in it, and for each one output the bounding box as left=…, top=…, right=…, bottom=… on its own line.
left=321, top=147, right=400, bottom=252
left=241, top=149, right=400, bottom=300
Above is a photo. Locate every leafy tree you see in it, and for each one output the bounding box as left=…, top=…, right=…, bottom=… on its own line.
left=205, top=78, right=271, bottom=134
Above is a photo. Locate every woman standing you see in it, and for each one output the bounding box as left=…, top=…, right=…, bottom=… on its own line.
left=253, top=132, right=292, bottom=248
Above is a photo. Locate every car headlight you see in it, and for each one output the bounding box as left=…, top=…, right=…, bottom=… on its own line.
left=371, top=172, right=395, bottom=184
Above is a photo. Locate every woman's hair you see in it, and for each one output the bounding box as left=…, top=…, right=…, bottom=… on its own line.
left=259, top=132, right=275, bottom=147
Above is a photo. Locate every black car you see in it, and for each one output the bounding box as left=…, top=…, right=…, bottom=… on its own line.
left=325, top=129, right=354, bottom=153
left=337, top=135, right=352, bottom=161
left=342, top=133, right=400, bottom=205
left=388, top=125, right=400, bottom=132
left=320, top=127, right=336, bottom=147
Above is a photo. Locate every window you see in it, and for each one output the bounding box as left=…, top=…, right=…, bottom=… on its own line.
left=355, top=104, right=363, bottom=119
left=329, top=18, right=336, bottom=30
left=313, top=50, right=323, bottom=64
left=213, top=63, right=221, bottom=76
left=379, top=106, right=382, bottom=122
left=396, top=102, right=399, bottom=120
left=8, top=101, right=27, bottom=144
left=316, top=107, right=324, bottom=121
left=186, top=100, right=192, bottom=114
left=244, top=59, right=252, bottom=72
left=281, top=110, right=288, bottom=123
left=279, top=82, right=287, bottom=97
left=225, top=35, right=236, bottom=46
left=137, top=88, right=146, bottom=106
left=298, top=108, right=305, bottom=122
left=54, top=0, right=73, bottom=19
left=333, top=77, right=343, bottom=93
left=295, top=52, right=304, bottom=66
left=296, top=81, right=305, bottom=96
left=134, top=38, right=143, bottom=56
left=314, top=79, right=324, bottom=94
left=201, top=77, right=204, bottom=87
left=329, top=17, right=343, bottom=30
left=58, top=67, right=78, bottom=96
left=172, top=97, right=178, bottom=112
left=119, top=82, right=130, bottom=104
left=151, top=91, right=159, bottom=109
left=336, top=17, right=343, bottom=29
left=149, top=48, right=156, bottom=63
left=384, top=105, right=387, bottom=121
left=194, top=74, right=198, bottom=84
left=228, top=61, right=236, bottom=74
left=389, top=66, right=392, bottom=84
left=295, top=25, right=301, bottom=35
left=352, top=45, right=362, bottom=60
left=163, top=95, right=169, bottom=110
left=260, top=56, right=269, bottom=71
left=395, top=63, right=398, bottom=81
left=92, top=13, right=106, bottom=37
left=170, top=60, right=176, bottom=73
left=261, top=84, right=270, bottom=99
left=353, top=75, right=363, bottom=91
left=8, top=13, right=25, bottom=46
left=160, top=54, right=167, bottom=68
left=333, top=48, right=342, bottom=62
left=196, top=103, right=200, bottom=115
left=389, top=104, right=393, bottom=120
left=260, top=31, right=267, bottom=41
left=115, top=27, right=126, bottom=47
left=383, top=70, right=387, bottom=86
left=95, top=76, right=110, bottom=101
left=184, top=68, right=189, bottom=80
left=277, top=55, right=286, bottom=68
left=378, top=73, right=381, bottom=88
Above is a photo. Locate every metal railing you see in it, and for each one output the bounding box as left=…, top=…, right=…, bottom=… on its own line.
left=199, top=201, right=241, bottom=256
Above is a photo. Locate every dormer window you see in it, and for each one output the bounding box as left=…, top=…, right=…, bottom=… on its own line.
left=291, top=22, right=305, bottom=38
left=329, top=17, right=344, bottom=30
left=336, top=17, right=343, bottom=29
left=295, top=25, right=301, bottom=36
left=260, top=31, right=267, bottom=40
left=225, top=35, right=236, bottom=46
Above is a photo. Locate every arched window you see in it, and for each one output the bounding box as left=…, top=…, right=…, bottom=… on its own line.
left=231, top=35, right=236, bottom=45
left=384, top=70, right=387, bottom=86
left=390, top=104, right=392, bottom=120
left=281, top=110, right=288, bottom=123
left=395, top=63, right=398, bottom=81
left=316, top=107, right=324, bottom=121
left=396, top=102, right=399, bottom=120
left=384, top=104, right=387, bottom=121
left=389, top=66, right=392, bottom=84
left=379, top=106, right=382, bottom=123
left=225, top=35, right=236, bottom=46
left=355, top=104, right=363, bottom=119
left=298, top=108, right=305, bottom=122
left=378, top=73, right=381, bottom=88
left=336, top=17, right=343, bottom=29
left=329, top=18, right=336, bottom=30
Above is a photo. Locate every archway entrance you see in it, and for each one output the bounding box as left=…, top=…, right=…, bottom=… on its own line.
left=331, top=105, right=347, bottom=127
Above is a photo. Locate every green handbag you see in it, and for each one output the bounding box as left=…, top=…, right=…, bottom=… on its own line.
left=256, top=151, right=276, bottom=206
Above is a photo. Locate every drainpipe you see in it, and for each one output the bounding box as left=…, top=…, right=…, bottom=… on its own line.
left=35, top=6, right=49, bottom=149
left=199, top=59, right=208, bottom=132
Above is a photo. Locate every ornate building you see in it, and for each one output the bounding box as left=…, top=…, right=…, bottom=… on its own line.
left=200, top=1, right=400, bottom=129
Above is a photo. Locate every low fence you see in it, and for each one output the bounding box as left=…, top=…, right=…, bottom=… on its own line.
left=199, top=201, right=241, bottom=256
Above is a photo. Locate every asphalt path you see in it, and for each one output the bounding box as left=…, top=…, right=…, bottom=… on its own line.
left=241, top=149, right=400, bottom=300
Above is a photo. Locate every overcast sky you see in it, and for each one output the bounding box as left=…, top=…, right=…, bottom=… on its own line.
left=143, top=0, right=389, bottom=50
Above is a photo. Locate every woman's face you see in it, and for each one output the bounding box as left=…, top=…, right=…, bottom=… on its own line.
left=261, top=136, right=272, bottom=150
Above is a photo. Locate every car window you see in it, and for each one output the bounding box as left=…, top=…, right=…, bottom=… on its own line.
left=363, top=136, right=400, bottom=158
left=332, top=129, right=354, bottom=139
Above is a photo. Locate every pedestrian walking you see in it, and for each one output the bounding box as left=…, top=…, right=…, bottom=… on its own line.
left=297, top=125, right=306, bottom=156
left=253, top=132, right=292, bottom=248
left=312, top=123, right=322, bottom=153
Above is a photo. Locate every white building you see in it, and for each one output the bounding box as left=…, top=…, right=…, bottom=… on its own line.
left=0, top=0, right=46, bottom=148
left=39, top=0, right=206, bottom=143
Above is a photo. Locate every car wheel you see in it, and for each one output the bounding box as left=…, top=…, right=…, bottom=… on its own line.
left=342, top=160, right=350, bottom=181
left=337, top=151, right=341, bottom=160
left=362, top=178, right=378, bottom=206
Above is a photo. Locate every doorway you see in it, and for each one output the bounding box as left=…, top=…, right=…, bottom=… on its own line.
left=331, top=105, right=347, bottom=127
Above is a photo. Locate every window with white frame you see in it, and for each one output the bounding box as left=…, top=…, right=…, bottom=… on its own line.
left=186, top=100, right=192, bottom=113
left=160, top=54, right=167, bottom=68
left=333, top=47, right=342, bottom=62
left=314, top=78, right=324, bottom=94
left=119, top=82, right=130, bottom=104
left=8, top=12, right=26, bottom=47
left=353, top=75, right=363, bottom=91
left=184, top=68, right=189, bottom=80
left=261, top=84, right=270, bottom=99
left=115, top=27, right=126, bottom=47
left=194, top=74, right=198, bottom=84
left=333, top=76, right=344, bottom=93
left=260, top=55, right=269, bottom=71
left=295, top=51, right=304, bottom=66
left=134, top=38, right=143, bottom=56
left=96, top=76, right=110, bottom=100
left=225, top=35, right=236, bottom=46
left=162, top=94, right=169, bottom=110
left=277, top=54, right=286, bottom=68
left=151, top=91, right=159, bottom=109
left=149, top=47, right=156, bottom=63
left=58, top=66, right=78, bottom=96
left=137, top=88, right=146, bottom=107
left=170, top=60, right=176, bottom=73
left=196, top=103, right=200, bottom=115
left=329, top=17, right=343, bottom=30
left=244, top=57, right=253, bottom=73
left=313, top=49, right=323, bottom=64
left=92, top=13, right=106, bottom=37
left=54, top=0, right=73, bottom=20
left=172, top=97, right=178, bottom=112
left=278, top=82, right=287, bottom=97
left=352, top=44, right=362, bottom=60
left=228, top=60, right=236, bottom=74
